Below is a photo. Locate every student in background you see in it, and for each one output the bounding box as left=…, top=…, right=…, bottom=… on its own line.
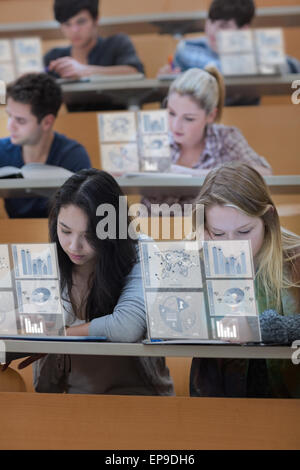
left=142, top=67, right=271, bottom=214
left=159, top=0, right=300, bottom=105
left=165, top=0, right=255, bottom=74
left=0, top=73, right=91, bottom=218
left=16, top=169, right=174, bottom=395
left=45, top=0, right=144, bottom=80
left=190, top=162, right=300, bottom=398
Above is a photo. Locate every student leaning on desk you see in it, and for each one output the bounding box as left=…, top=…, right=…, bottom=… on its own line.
left=159, top=0, right=300, bottom=106
left=190, top=162, right=300, bottom=398
left=5, top=169, right=174, bottom=396
left=0, top=73, right=91, bottom=218
left=142, top=66, right=271, bottom=214
left=44, top=0, right=144, bottom=80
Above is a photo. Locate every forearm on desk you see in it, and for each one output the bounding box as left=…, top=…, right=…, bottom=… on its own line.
left=66, top=323, right=90, bottom=336
left=65, top=262, right=146, bottom=341
left=84, top=64, right=140, bottom=76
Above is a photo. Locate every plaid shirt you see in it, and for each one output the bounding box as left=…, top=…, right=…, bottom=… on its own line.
left=141, top=124, right=271, bottom=214
left=171, top=123, right=271, bottom=171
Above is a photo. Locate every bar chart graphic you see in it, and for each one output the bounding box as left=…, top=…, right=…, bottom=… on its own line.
left=215, top=319, right=239, bottom=339
left=21, top=316, right=44, bottom=334
left=21, top=249, right=53, bottom=276
left=212, top=316, right=262, bottom=342
left=204, top=241, right=253, bottom=278
left=0, top=244, right=65, bottom=337
left=12, top=244, right=58, bottom=278
left=140, top=111, right=168, bottom=134
left=212, top=246, right=246, bottom=275
left=139, top=239, right=261, bottom=343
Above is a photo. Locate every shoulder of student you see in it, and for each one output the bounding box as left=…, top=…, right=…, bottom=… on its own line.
left=85, top=34, right=143, bottom=73
left=210, top=123, right=246, bottom=142
left=177, top=36, right=209, bottom=50
left=213, top=124, right=272, bottom=168
left=0, top=137, right=20, bottom=166
left=0, top=136, right=14, bottom=152
left=51, top=132, right=91, bottom=170
left=101, top=33, right=135, bottom=47
left=43, top=46, right=71, bottom=65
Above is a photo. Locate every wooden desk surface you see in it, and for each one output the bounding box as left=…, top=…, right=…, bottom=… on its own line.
left=0, top=392, right=299, bottom=449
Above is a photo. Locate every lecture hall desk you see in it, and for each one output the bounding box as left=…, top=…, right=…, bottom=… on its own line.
left=0, top=340, right=299, bottom=450
left=1, top=393, right=300, bottom=450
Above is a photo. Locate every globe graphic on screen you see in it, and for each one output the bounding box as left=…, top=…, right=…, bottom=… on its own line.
left=223, top=287, right=245, bottom=306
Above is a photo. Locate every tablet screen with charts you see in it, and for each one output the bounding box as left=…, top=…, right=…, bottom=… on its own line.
left=0, top=243, right=66, bottom=337
left=139, top=239, right=262, bottom=344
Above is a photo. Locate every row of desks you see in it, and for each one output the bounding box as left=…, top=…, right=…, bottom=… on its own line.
left=1, top=392, right=298, bottom=450
left=0, top=174, right=299, bottom=199
left=0, top=6, right=299, bottom=39
left=0, top=338, right=292, bottom=360
left=60, top=74, right=300, bottom=109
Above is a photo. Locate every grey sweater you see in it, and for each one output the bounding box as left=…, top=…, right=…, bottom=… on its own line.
left=33, top=260, right=174, bottom=396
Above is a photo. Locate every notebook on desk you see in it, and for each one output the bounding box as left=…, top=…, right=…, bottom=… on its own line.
left=0, top=242, right=106, bottom=342
left=139, top=239, right=262, bottom=345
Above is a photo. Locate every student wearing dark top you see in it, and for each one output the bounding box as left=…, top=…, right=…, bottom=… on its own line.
left=1, top=73, right=91, bottom=218
left=44, top=0, right=144, bottom=79
left=158, top=0, right=300, bottom=106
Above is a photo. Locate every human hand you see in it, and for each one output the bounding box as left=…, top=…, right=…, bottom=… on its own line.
left=65, top=322, right=90, bottom=336
left=48, top=57, right=90, bottom=79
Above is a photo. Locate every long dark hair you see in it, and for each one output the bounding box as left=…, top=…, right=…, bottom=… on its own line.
left=49, top=168, right=138, bottom=321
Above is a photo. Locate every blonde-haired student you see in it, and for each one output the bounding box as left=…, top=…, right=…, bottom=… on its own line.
left=168, top=67, right=271, bottom=176
left=190, top=162, right=300, bottom=398
left=142, top=67, right=271, bottom=213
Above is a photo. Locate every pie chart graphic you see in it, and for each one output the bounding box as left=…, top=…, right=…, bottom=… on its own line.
left=159, top=295, right=196, bottom=333
left=31, top=287, right=51, bottom=305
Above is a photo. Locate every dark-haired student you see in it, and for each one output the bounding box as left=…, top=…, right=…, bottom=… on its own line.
left=159, top=0, right=300, bottom=106
left=0, top=73, right=91, bottom=218
left=45, top=0, right=144, bottom=80
left=16, top=169, right=174, bottom=395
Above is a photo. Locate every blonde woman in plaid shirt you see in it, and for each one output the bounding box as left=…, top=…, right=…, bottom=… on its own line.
left=168, top=66, right=271, bottom=176
left=142, top=67, right=271, bottom=214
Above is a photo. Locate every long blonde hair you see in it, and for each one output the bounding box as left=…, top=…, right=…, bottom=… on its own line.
left=168, top=66, right=225, bottom=122
left=193, top=162, right=300, bottom=311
